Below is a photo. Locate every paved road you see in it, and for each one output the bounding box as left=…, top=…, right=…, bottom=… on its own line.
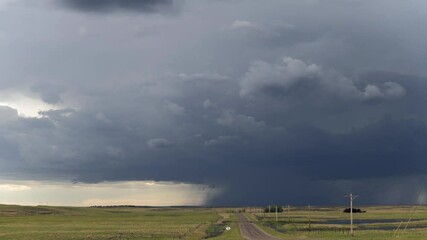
left=237, top=213, right=282, bottom=240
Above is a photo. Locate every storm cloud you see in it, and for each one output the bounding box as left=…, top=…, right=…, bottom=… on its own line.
left=1, top=0, right=427, bottom=206
left=57, top=0, right=181, bottom=13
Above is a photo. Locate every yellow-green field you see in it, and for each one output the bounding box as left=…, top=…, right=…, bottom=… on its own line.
left=1, top=205, right=427, bottom=239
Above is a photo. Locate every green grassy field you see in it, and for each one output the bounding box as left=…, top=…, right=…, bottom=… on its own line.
left=1, top=204, right=427, bottom=239
left=0, top=205, right=243, bottom=240
left=246, top=205, right=427, bottom=240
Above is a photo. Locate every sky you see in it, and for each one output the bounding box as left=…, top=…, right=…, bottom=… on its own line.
left=0, top=0, right=427, bottom=206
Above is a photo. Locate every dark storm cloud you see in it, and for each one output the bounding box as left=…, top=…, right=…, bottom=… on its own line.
left=2, top=0, right=427, bottom=206
left=283, top=117, right=427, bottom=180
left=58, top=0, right=180, bottom=13
left=0, top=67, right=425, bottom=205
left=0, top=54, right=425, bottom=206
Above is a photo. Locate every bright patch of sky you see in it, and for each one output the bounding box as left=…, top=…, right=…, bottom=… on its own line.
left=0, top=181, right=219, bottom=206
left=0, top=92, right=58, bottom=118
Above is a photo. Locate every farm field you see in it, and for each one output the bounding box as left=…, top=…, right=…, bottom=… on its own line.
left=1, top=204, right=427, bottom=239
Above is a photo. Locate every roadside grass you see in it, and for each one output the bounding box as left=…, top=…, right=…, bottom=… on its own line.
left=246, top=205, right=427, bottom=240
left=210, top=213, right=244, bottom=240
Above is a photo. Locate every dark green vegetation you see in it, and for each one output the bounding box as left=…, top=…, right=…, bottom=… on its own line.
left=264, top=206, right=283, bottom=213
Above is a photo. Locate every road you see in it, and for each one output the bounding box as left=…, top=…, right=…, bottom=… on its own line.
left=237, top=213, right=282, bottom=240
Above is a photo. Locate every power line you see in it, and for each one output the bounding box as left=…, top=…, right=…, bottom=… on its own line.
left=393, top=206, right=417, bottom=238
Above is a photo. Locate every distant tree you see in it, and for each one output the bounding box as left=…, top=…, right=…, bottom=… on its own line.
left=343, top=208, right=366, bottom=213
left=264, top=206, right=283, bottom=213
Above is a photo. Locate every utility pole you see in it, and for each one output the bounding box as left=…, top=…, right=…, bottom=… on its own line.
left=263, top=206, right=266, bottom=218
left=345, top=193, right=358, bottom=236
left=288, top=205, right=291, bottom=223
left=308, top=205, right=311, bottom=231
left=275, top=205, right=278, bottom=222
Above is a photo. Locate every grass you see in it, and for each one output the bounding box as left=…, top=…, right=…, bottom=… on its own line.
left=2, top=204, right=427, bottom=239
left=210, top=213, right=243, bottom=240
left=246, top=205, right=427, bottom=240
left=0, top=205, right=244, bottom=240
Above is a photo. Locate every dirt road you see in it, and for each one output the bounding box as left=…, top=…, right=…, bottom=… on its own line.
left=237, top=213, right=282, bottom=240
